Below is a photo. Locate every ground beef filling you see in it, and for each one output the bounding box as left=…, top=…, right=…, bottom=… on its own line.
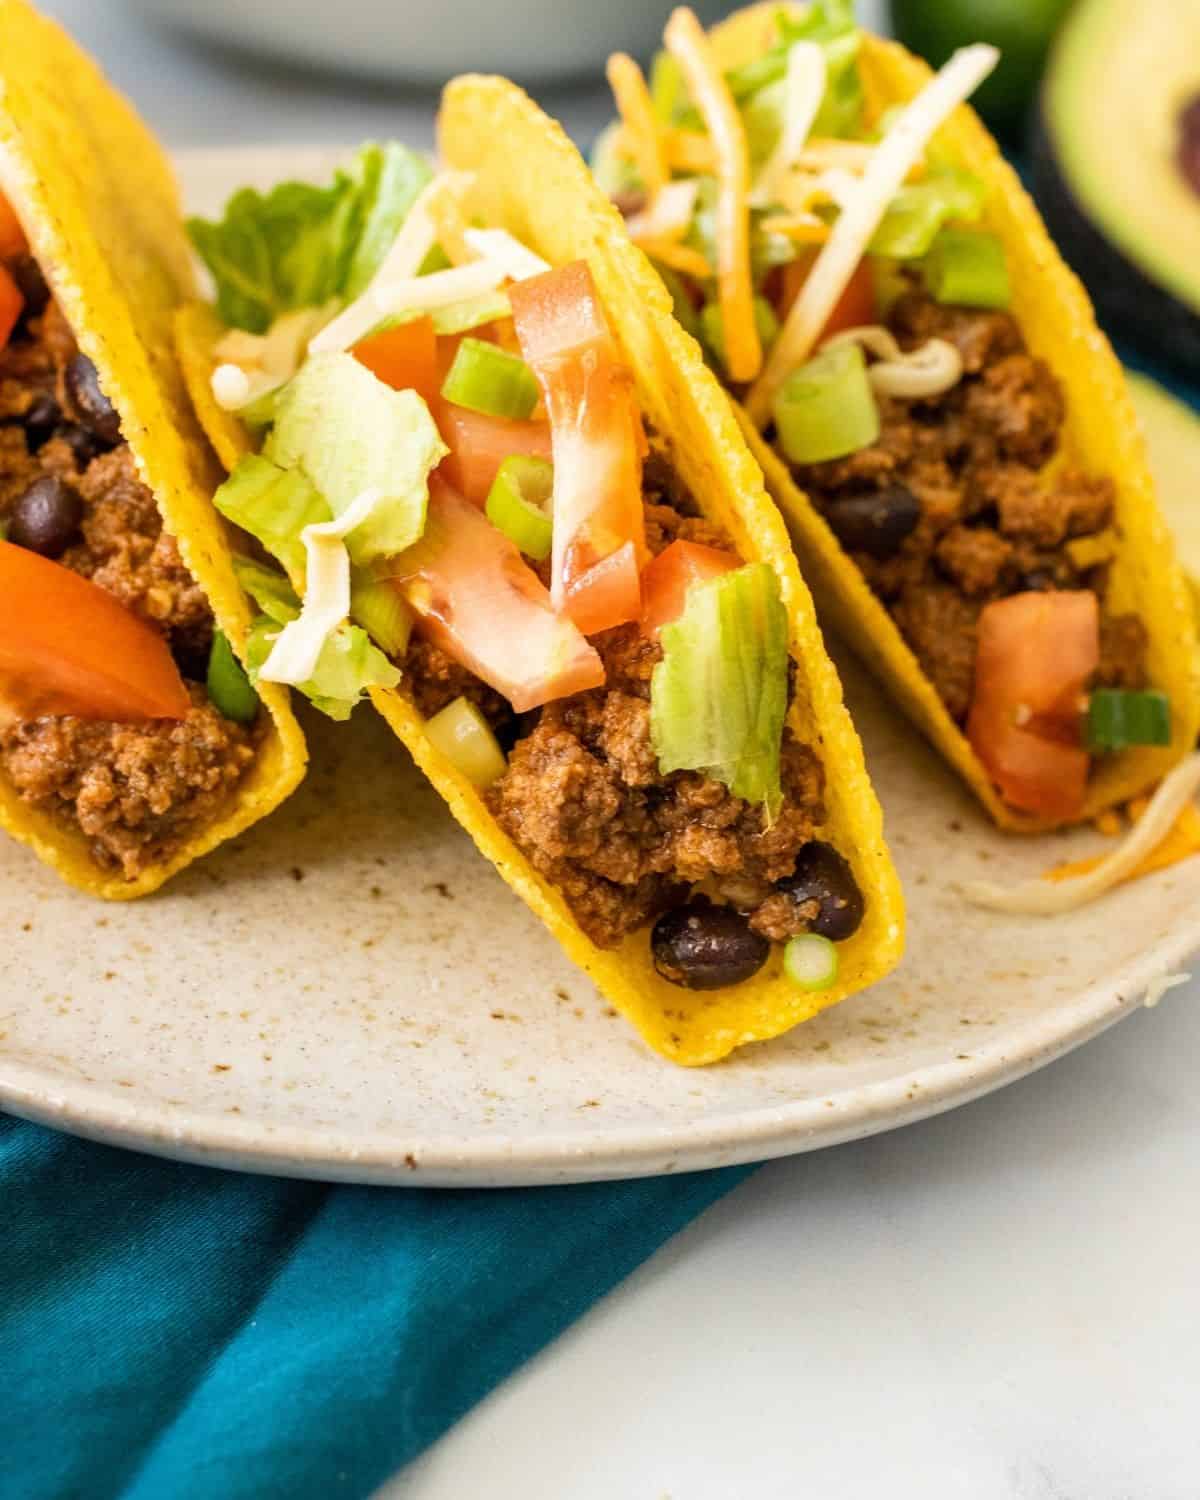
left=791, top=292, right=1148, bottom=724
left=0, top=282, right=258, bottom=876
left=403, top=488, right=832, bottom=951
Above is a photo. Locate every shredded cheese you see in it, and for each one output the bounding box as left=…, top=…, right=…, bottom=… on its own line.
left=750, top=41, right=826, bottom=208
left=964, top=752, right=1200, bottom=915
left=211, top=362, right=253, bottom=411
left=462, top=228, right=550, bottom=282
left=1046, top=801, right=1200, bottom=886
left=665, top=6, right=761, bottom=383
left=310, top=259, right=510, bottom=357
left=258, top=486, right=384, bottom=686
left=607, top=52, right=668, bottom=201
left=635, top=238, right=715, bottom=280
left=626, top=179, right=701, bottom=243
left=663, top=128, right=718, bottom=174
left=796, top=139, right=928, bottom=176
left=758, top=214, right=831, bottom=245
left=744, top=43, right=999, bottom=426
left=823, top=325, right=963, bottom=399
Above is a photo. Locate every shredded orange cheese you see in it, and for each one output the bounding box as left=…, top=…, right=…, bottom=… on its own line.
left=664, top=6, right=761, bottom=382
left=759, top=214, right=831, bottom=244
left=1046, top=801, right=1200, bottom=885
left=607, top=53, right=668, bottom=202
left=664, top=128, right=719, bottom=173
left=636, top=238, right=715, bottom=280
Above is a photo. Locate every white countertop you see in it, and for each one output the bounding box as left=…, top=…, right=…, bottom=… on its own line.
left=42, top=6, right=1200, bottom=1494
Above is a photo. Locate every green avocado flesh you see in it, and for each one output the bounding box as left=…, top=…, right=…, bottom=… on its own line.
left=1125, top=372, right=1200, bottom=617
left=1034, top=0, right=1200, bottom=365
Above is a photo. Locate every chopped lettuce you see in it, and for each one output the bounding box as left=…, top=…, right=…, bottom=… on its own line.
left=188, top=142, right=432, bottom=333
left=868, top=166, right=987, bottom=259
left=265, top=352, right=446, bottom=565
left=214, top=455, right=330, bottom=584
left=245, top=614, right=399, bottom=722
left=232, top=555, right=303, bottom=623
left=651, top=563, right=789, bottom=812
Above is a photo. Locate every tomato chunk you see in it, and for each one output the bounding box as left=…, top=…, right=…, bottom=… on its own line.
left=353, top=316, right=438, bottom=404
left=0, top=541, right=190, bottom=722
left=510, top=260, right=645, bottom=635
left=0, top=192, right=26, bottom=258
left=388, top=478, right=604, bottom=713
left=641, top=539, right=740, bottom=636
left=776, top=254, right=875, bottom=341
left=967, top=590, right=1100, bottom=821
left=0, top=263, right=23, bottom=353
left=433, top=399, right=552, bottom=507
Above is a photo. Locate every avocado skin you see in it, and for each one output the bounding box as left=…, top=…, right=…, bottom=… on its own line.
left=1031, top=111, right=1200, bottom=371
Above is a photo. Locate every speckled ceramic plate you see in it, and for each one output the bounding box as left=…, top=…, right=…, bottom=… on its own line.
left=1, top=148, right=1197, bottom=1186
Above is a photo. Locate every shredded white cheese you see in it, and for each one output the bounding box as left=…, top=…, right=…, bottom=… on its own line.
left=461, top=227, right=550, bottom=281
left=964, top=752, right=1200, bottom=915
left=823, top=324, right=963, bottom=398
left=309, top=259, right=510, bottom=356
left=257, top=486, right=383, bottom=686
left=744, top=43, right=999, bottom=427
left=625, top=179, right=702, bottom=243
left=750, top=41, right=827, bottom=208
left=211, top=362, right=252, bottom=411
left=1144, top=971, right=1190, bottom=1009
left=211, top=304, right=337, bottom=411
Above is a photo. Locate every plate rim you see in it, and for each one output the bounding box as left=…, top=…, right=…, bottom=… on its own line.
left=1, top=917, right=1193, bottom=1184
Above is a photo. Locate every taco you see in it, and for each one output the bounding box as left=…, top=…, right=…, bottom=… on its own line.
left=596, top=3, right=1200, bottom=831
left=0, top=0, right=306, bottom=897
left=175, top=99, right=903, bottom=1063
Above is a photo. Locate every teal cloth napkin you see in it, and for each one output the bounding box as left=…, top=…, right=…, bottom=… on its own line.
left=0, top=1115, right=749, bottom=1499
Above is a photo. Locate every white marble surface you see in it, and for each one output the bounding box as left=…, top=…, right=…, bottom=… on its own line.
left=41, top=5, right=1200, bottom=1494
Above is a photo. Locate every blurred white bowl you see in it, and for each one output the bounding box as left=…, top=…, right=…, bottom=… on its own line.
left=133, top=0, right=732, bottom=85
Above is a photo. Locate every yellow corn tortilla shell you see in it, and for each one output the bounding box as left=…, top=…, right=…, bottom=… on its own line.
left=0, top=0, right=306, bottom=898
left=706, top=4, right=1200, bottom=832
left=176, top=83, right=904, bottom=1065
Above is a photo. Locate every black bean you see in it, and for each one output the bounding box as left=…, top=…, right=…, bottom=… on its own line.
left=23, top=392, right=60, bottom=450
left=774, top=841, right=864, bottom=941
left=9, top=255, right=49, bottom=317
left=6, top=475, right=83, bottom=558
left=65, top=354, right=121, bottom=445
left=825, top=485, right=921, bottom=560
left=651, top=898, right=770, bottom=990
left=53, top=421, right=105, bottom=467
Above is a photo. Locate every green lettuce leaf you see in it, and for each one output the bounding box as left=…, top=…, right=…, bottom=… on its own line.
left=231, top=555, right=302, bottom=623
left=214, top=455, right=331, bottom=584
left=244, top=614, right=399, bottom=722
left=651, top=563, right=789, bottom=812
left=265, top=352, right=446, bottom=565
left=188, top=142, right=432, bottom=333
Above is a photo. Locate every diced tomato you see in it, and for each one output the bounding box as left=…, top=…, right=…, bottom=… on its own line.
left=510, top=260, right=646, bottom=635
left=0, top=541, right=190, bottom=722
left=388, top=477, right=604, bottom=713
left=432, top=399, right=553, bottom=507
left=775, top=254, right=876, bottom=341
left=966, top=590, right=1100, bottom=821
left=0, top=263, right=23, bottom=353
left=353, top=316, right=439, bottom=404
left=641, top=539, right=740, bottom=636
left=0, top=192, right=26, bottom=258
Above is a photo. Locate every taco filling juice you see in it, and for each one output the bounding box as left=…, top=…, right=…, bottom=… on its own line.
left=597, top=4, right=1179, bottom=826
left=0, top=194, right=265, bottom=879
left=186, top=150, right=870, bottom=995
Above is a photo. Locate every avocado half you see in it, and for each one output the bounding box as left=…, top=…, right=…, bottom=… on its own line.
left=1032, top=0, right=1200, bottom=369
left=1125, top=371, right=1200, bottom=620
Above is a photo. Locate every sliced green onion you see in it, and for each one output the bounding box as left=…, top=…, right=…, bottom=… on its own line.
left=772, top=343, right=880, bottom=465
left=701, top=296, right=780, bottom=377
left=207, top=629, right=259, bottom=724
left=1086, top=689, right=1172, bottom=751
left=440, top=337, right=539, bottom=420
left=350, top=570, right=413, bottom=658
left=922, top=227, right=1010, bottom=309
left=486, top=455, right=554, bottom=561
left=784, top=933, right=839, bottom=992
left=430, top=291, right=512, bottom=335
left=424, top=696, right=508, bottom=789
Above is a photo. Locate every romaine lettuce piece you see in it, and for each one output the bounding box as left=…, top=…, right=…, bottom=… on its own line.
left=266, top=352, right=446, bottom=565
left=244, top=614, right=399, bottom=722
left=188, top=142, right=431, bottom=333
left=651, top=562, right=789, bottom=812
left=232, top=555, right=302, bottom=623
left=214, top=455, right=331, bottom=584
